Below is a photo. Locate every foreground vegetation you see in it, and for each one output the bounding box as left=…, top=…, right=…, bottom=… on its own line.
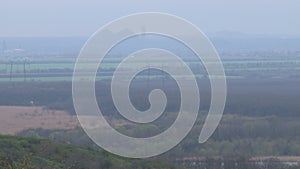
left=18, top=115, right=300, bottom=158
left=0, top=135, right=180, bottom=169
left=17, top=114, right=300, bottom=169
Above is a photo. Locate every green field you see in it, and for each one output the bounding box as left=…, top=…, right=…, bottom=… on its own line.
left=1, top=57, right=300, bottom=82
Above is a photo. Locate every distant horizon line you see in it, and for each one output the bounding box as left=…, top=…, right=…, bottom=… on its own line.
left=0, top=30, right=300, bottom=39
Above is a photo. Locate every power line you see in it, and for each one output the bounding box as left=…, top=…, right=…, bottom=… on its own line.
left=9, top=60, right=13, bottom=81
left=23, top=58, right=27, bottom=82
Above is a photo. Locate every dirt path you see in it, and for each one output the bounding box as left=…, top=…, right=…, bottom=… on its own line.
left=250, top=156, right=300, bottom=162
left=173, top=156, right=300, bottom=163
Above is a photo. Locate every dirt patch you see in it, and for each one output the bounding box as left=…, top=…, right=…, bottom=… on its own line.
left=0, top=106, right=130, bottom=135
left=0, top=106, right=79, bottom=135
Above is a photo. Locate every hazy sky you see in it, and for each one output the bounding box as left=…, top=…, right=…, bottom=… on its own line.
left=0, top=0, right=299, bottom=37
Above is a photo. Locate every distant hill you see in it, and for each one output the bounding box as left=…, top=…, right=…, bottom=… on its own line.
left=1, top=33, right=300, bottom=58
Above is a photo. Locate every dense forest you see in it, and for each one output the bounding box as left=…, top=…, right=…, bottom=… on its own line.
left=0, top=78, right=299, bottom=117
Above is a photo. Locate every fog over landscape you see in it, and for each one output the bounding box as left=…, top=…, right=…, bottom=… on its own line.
left=0, top=1, right=300, bottom=169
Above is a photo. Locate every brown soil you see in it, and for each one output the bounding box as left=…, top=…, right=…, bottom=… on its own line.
left=0, top=106, right=79, bottom=135
left=0, top=106, right=130, bottom=135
